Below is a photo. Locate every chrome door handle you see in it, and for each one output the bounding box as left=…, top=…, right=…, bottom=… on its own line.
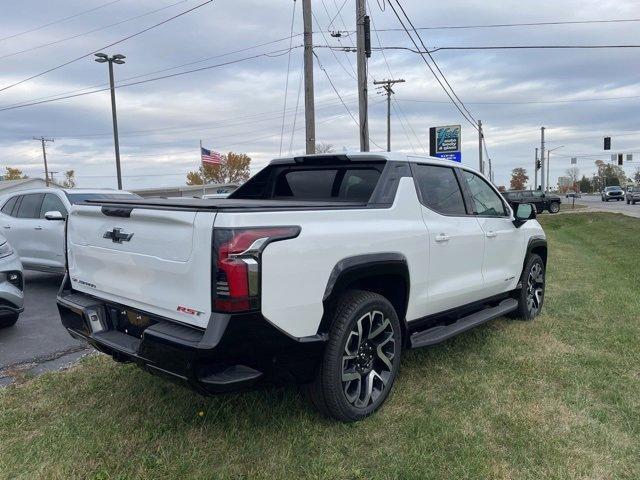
left=485, top=231, right=497, bottom=238
left=435, top=234, right=451, bottom=243
left=34, top=226, right=43, bottom=230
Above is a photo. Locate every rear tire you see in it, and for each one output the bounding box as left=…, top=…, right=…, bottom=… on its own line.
left=304, top=290, right=402, bottom=422
left=509, top=255, right=545, bottom=321
left=549, top=202, right=560, bottom=214
left=0, top=313, right=19, bottom=329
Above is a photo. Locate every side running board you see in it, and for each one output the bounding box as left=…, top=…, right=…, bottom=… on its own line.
left=410, top=298, right=518, bottom=349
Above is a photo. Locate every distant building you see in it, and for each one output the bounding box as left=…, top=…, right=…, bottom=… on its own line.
left=0, top=178, right=62, bottom=197
left=132, top=183, right=239, bottom=199
left=557, top=176, right=572, bottom=188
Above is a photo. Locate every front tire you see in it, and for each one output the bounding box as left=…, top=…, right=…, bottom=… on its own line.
left=510, top=255, right=545, bottom=320
left=0, top=313, right=19, bottom=329
left=549, top=202, right=560, bottom=213
left=305, top=290, right=402, bottom=422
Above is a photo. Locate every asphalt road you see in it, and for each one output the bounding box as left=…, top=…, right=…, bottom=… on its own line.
left=574, top=194, right=640, bottom=218
left=0, top=271, right=85, bottom=369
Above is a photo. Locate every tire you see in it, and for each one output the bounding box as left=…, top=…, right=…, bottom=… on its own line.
left=627, top=199, right=631, bottom=205
left=536, top=205, right=544, bottom=214
left=509, top=254, right=545, bottom=320
left=0, top=313, right=19, bottom=329
left=304, top=290, right=402, bottom=422
left=633, top=200, right=637, bottom=205
left=549, top=202, right=560, bottom=214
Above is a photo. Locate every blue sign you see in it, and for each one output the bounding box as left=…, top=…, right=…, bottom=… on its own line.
left=430, top=125, right=462, bottom=163
left=435, top=152, right=462, bottom=163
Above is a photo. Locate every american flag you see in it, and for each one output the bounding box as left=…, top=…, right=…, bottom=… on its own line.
left=201, top=147, right=223, bottom=165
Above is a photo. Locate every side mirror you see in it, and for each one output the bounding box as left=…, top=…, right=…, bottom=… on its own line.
left=44, top=210, right=65, bottom=221
left=513, top=203, right=536, bottom=228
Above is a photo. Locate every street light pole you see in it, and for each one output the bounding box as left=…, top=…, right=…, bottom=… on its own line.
left=546, top=145, right=564, bottom=192
left=95, top=53, right=125, bottom=190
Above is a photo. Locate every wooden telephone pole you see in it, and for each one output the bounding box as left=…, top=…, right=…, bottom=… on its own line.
left=33, top=136, right=54, bottom=187
left=373, top=79, right=405, bottom=151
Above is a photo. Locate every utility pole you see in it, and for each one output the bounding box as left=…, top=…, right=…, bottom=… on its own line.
left=356, top=0, right=370, bottom=151
left=302, top=0, right=315, bottom=154
left=487, top=157, right=493, bottom=184
left=33, top=136, right=54, bottom=187
left=540, top=127, right=546, bottom=192
left=534, top=147, right=539, bottom=189
left=546, top=150, right=551, bottom=193
left=373, top=79, right=405, bottom=151
left=95, top=53, right=125, bottom=189
left=478, top=120, right=483, bottom=173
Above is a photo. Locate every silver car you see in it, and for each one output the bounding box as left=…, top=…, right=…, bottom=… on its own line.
left=0, top=188, right=140, bottom=273
left=0, top=233, right=24, bottom=328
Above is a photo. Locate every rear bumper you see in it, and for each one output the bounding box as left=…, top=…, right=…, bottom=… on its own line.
left=56, top=277, right=326, bottom=394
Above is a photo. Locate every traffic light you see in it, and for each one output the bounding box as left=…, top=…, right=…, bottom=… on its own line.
left=536, top=159, right=542, bottom=170
left=604, top=137, right=611, bottom=150
left=618, top=153, right=624, bottom=166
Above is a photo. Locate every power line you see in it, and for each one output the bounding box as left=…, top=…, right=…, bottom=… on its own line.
left=0, top=46, right=302, bottom=112
left=279, top=0, right=298, bottom=156
left=0, top=0, right=189, bottom=61
left=365, top=45, right=640, bottom=54
left=0, top=0, right=124, bottom=43
left=369, top=18, right=640, bottom=32
left=386, top=0, right=478, bottom=131
left=367, top=1, right=425, bottom=152
left=397, top=94, right=640, bottom=105
left=313, top=51, right=385, bottom=149
left=0, top=33, right=305, bottom=110
left=0, top=0, right=215, bottom=94
left=312, top=10, right=356, bottom=80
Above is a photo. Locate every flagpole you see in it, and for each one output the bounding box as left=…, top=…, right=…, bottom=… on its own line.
left=200, top=139, right=205, bottom=198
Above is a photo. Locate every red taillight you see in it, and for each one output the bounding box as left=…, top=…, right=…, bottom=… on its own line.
left=212, top=227, right=300, bottom=313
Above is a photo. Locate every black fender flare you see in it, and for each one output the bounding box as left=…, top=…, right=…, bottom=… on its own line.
left=319, top=253, right=410, bottom=334
left=526, top=236, right=548, bottom=265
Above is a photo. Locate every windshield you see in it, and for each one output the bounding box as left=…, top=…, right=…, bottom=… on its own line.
left=605, top=186, right=621, bottom=191
left=66, top=193, right=140, bottom=204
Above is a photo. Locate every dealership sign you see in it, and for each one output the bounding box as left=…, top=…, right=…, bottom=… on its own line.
left=430, top=125, right=462, bottom=162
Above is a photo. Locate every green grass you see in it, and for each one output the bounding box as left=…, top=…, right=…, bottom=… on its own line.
left=1, top=213, right=640, bottom=479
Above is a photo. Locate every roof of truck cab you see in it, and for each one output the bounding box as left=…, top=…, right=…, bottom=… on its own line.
left=270, top=151, right=480, bottom=172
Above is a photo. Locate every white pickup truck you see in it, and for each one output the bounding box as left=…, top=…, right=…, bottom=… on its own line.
left=57, top=152, right=547, bottom=422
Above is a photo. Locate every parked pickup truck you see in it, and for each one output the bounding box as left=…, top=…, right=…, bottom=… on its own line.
left=57, top=153, right=547, bottom=422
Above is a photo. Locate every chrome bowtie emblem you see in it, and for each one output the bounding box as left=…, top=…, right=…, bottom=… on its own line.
left=103, top=227, right=134, bottom=244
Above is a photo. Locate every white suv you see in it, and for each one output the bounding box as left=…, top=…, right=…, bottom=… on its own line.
left=0, top=188, right=139, bottom=273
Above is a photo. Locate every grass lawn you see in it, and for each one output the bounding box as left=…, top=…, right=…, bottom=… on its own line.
left=1, top=213, right=639, bottom=479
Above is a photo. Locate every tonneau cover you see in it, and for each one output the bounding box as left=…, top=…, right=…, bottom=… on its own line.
left=84, top=197, right=368, bottom=211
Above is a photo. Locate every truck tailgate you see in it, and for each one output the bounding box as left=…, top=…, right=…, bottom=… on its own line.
left=67, top=205, right=214, bottom=328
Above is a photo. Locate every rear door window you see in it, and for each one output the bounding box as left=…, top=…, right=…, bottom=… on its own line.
left=16, top=193, right=44, bottom=219
left=412, top=164, right=467, bottom=215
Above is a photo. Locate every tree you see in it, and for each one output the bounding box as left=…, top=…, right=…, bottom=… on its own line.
left=315, top=143, right=334, bottom=154
left=579, top=175, right=592, bottom=193
left=186, top=152, right=252, bottom=186
left=565, top=167, right=580, bottom=188
left=595, top=160, right=627, bottom=187
left=509, top=168, right=529, bottom=190
left=634, top=166, right=640, bottom=184
left=3, top=167, right=27, bottom=180
left=62, top=169, right=76, bottom=188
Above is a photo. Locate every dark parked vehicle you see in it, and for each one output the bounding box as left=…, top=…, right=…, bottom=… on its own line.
left=503, top=190, right=562, bottom=214
left=565, top=190, right=581, bottom=199
left=601, top=186, right=624, bottom=202
left=626, top=186, right=640, bottom=205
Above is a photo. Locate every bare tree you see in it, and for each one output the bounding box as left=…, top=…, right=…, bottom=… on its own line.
left=315, top=143, right=334, bottom=154
left=565, top=167, right=580, bottom=186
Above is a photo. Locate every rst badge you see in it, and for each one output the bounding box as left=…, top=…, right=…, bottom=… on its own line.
left=177, top=305, right=204, bottom=316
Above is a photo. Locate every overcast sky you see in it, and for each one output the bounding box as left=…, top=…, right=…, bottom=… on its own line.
left=0, top=0, right=638, bottom=190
